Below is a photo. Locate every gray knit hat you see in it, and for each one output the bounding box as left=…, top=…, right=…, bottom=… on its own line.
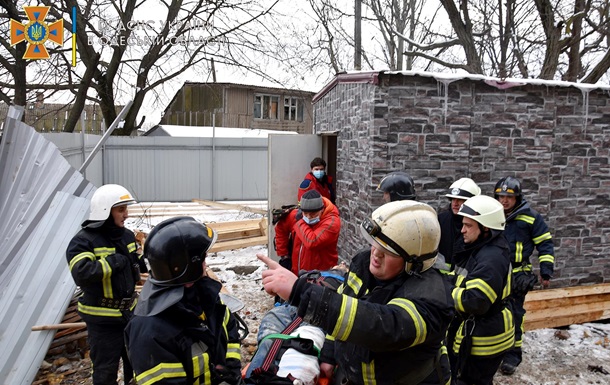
left=300, top=190, right=324, bottom=212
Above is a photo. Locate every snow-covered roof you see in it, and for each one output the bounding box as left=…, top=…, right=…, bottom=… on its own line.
left=145, top=125, right=298, bottom=138
left=383, top=70, right=610, bottom=92
left=314, top=69, right=610, bottom=103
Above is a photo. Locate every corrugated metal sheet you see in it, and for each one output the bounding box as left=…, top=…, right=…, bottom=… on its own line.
left=43, top=133, right=274, bottom=202
left=103, top=136, right=269, bottom=201
left=42, top=132, right=104, bottom=186
left=0, top=107, right=95, bottom=385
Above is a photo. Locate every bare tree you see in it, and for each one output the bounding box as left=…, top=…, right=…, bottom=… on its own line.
left=1, top=0, right=282, bottom=135
left=394, top=0, right=610, bottom=83
left=1, top=0, right=35, bottom=107
left=365, top=0, right=431, bottom=70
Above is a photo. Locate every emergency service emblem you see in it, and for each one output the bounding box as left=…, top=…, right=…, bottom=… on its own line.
left=451, top=188, right=461, bottom=196
left=10, top=6, right=63, bottom=60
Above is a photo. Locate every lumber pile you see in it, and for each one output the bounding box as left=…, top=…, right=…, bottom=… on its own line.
left=208, top=218, right=268, bottom=252
left=524, top=283, right=610, bottom=330
left=135, top=218, right=268, bottom=253
left=192, top=199, right=267, bottom=215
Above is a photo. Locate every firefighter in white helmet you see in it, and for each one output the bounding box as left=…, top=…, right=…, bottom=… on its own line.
left=65, top=184, right=145, bottom=385
left=446, top=195, right=514, bottom=385
left=437, top=178, right=481, bottom=272
left=258, top=200, right=454, bottom=385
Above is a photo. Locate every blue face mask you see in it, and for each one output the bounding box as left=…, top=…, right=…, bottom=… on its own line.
left=303, top=216, right=320, bottom=225
left=312, top=170, right=325, bottom=179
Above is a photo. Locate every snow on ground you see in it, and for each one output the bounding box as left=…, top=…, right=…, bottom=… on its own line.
left=125, top=202, right=610, bottom=384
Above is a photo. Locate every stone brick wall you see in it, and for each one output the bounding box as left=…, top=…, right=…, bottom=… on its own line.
left=314, top=72, right=610, bottom=288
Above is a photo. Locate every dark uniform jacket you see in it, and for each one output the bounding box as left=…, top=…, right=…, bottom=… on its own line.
left=66, top=222, right=143, bottom=323
left=437, top=208, right=465, bottom=270
left=125, top=278, right=242, bottom=385
left=504, top=200, right=555, bottom=279
left=293, top=249, right=454, bottom=385
left=450, top=231, right=514, bottom=357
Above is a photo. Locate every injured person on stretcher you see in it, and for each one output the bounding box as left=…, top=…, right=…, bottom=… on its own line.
left=243, top=268, right=347, bottom=385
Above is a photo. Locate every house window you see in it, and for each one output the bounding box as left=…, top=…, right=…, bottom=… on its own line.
left=254, top=94, right=279, bottom=119
left=284, top=97, right=304, bottom=122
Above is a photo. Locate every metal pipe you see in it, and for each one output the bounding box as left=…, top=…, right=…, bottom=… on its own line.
left=78, top=101, right=133, bottom=173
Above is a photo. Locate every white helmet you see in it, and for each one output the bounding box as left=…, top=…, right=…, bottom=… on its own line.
left=458, top=195, right=505, bottom=230
left=88, top=184, right=136, bottom=221
left=446, top=178, right=481, bottom=200
left=360, top=200, right=440, bottom=273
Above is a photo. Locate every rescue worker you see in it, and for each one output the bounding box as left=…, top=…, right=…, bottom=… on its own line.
left=448, top=195, right=514, bottom=385
left=298, top=157, right=335, bottom=204
left=376, top=171, right=417, bottom=202
left=65, top=184, right=144, bottom=385
left=125, top=216, right=243, bottom=385
left=276, top=189, right=340, bottom=275
left=437, top=178, right=481, bottom=271
left=259, top=200, right=455, bottom=385
left=494, top=176, right=555, bottom=375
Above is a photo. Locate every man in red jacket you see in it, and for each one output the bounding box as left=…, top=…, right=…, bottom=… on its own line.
left=298, top=157, right=335, bottom=204
left=276, top=190, right=340, bottom=275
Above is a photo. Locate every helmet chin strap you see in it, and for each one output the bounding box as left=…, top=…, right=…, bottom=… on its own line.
left=406, top=255, right=437, bottom=275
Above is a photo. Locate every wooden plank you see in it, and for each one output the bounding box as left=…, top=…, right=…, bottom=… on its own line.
left=525, top=283, right=610, bottom=301
left=49, top=330, right=89, bottom=349
left=525, top=308, right=610, bottom=330
left=525, top=299, right=610, bottom=322
left=209, top=235, right=267, bottom=253
left=523, top=283, right=610, bottom=330
left=32, top=323, right=86, bottom=331
left=192, top=199, right=267, bottom=215
left=207, top=219, right=264, bottom=232
left=524, top=293, right=610, bottom=312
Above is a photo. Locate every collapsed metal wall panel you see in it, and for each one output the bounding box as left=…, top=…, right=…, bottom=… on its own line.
left=0, top=107, right=95, bottom=385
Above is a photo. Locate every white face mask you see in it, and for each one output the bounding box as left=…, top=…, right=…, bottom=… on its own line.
left=312, top=170, right=325, bottom=179
left=303, top=216, right=320, bottom=225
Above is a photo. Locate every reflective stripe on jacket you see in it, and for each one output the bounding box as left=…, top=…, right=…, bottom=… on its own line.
left=66, top=226, right=142, bottom=321
left=125, top=278, right=242, bottom=385
left=304, top=249, right=454, bottom=385
left=503, top=200, right=555, bottom=278
left=450, top=232, right=514, bottom=357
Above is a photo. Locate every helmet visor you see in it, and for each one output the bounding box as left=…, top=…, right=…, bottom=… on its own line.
left=360, top=218, right=407, bottom=259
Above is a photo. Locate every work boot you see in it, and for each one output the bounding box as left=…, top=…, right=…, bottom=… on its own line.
left=500, top=362, right=516, bottom=375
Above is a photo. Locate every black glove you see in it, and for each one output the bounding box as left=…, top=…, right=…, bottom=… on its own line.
left=212, top=362, right=242, bottom=385
left=512, top=272, right=537, bottom=296
left=105, top=253, right=128, bottom=270
left=279, top=256, right=292, bottom=271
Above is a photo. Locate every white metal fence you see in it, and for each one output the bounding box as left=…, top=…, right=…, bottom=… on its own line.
left=43, top=134, right=270, bottom=202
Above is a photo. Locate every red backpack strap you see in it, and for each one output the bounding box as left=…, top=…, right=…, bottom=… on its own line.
left=255, top=316, right=304, bottom=373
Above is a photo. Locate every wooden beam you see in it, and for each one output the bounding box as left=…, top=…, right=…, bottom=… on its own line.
left=209, top=235, right=268, bottom=253
left=192, top=199, right=267, bottom=215
left=524, top=283, right=610, bottom=330
left=32, top=322, right=86, bottom=331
